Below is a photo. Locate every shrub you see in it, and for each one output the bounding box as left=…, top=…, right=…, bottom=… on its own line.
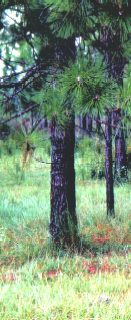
left=76, top=137, right=105, bottom=180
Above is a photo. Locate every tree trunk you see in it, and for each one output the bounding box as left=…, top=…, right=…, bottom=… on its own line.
left=44, top=116, right=48, bottom=128
left=113, top=109, right=128, bottom=183
left=81, top=114, right=92, bottom=135
left=95, top=26, right=128, bottom=183
left=103, top=28, right=128, bottom=182
left=86, top=113, right=92, bottom=136
left=96, top=113, right=101, bottom=135
left=82, top=115, right=86, bottom=131
left=46, top=37, right=77, bottom=246
left=50, top=116, right=77, bottom=246
left=105, top=111, right=115, bottom=217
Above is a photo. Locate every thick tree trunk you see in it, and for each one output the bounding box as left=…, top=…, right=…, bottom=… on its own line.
left=105, top=111, right=115, bottom=217
left=50, top=116, right=77, bottom=246
left=47, top=37, right=77, bottom=246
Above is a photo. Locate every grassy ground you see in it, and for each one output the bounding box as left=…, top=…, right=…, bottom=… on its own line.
left=0, top=153, right=131, bottom=319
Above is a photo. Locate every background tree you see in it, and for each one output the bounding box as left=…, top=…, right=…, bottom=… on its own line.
left=91, top=0, right=131, bottom=183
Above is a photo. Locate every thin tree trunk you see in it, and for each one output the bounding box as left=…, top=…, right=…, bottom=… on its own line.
left=100, top=27, right=128, bottom=182
left=94, top=26, right=127, bottom=214
left=113, top=97, right=128, bottom=183
left=82, top=115, right=86, bottom=131
left=50, top=116, right=77, bottom=246
left=105, top=111, right=115, bottom=217
left=96, top=112, right=101, bottom=135
left=113, top=109, right=128, bottom=182
left=115, top=128, right=128, bottom=182
left=86, top=113, right=92, bottom=136
left=81, top=114, right=92, bottom=135
left=44, top=116, right=48, bottom=128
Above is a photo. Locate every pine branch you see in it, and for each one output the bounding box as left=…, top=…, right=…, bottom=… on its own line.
left=0, top=104, right=37, bottom=125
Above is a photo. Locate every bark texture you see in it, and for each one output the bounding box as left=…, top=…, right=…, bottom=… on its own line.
left=113, top=109, right=128, bottom=182
left=94, top=26, right=128, bottom=215
left=105, top=112, right=115, bottom=216
left=82, top=115, right=87, bottom=131
left=86, top=114, right=92, bottom=136
left=99, top=27, right=128, bottom=182
left=48, top=38, right=77, bottom=246
left=50, top=116, right=77, bottom=246
left=81, top=114, right=92, bottom=135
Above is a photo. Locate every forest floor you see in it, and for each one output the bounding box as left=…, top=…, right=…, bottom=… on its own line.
left=0, top=154, right=131, bottom=320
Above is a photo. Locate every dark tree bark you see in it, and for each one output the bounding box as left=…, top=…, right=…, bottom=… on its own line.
left=113, top=109, right=128, bottom=183
left=96, top=112, right=101, bottom=135
left=49, top=38, right=77, bottom=246
left=94, top=26, right=128, bottom=215
left=82, top=115, right=86, bottom=131
left=50, top=116, right=77, bottom=246
left=113, top=107, right=128, bottom=183
left=81, top=114, right=92, bottom=135
left=44, top=116, right=48, bottom=128
left=86, top=113, right=92, bottom=136
left=105, top=111, right=115, bottom=217
left=96, top=26, right=128, bottom=182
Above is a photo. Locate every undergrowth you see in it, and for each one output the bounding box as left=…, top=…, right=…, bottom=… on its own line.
left=0, top=151, right=130, bottom=320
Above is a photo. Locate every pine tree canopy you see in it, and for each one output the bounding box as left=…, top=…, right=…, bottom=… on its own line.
left=0, top=0, right=130, bottom=124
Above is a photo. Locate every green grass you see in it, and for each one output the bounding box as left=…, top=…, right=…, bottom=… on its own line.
left=0, top=153, right=131, bottom=319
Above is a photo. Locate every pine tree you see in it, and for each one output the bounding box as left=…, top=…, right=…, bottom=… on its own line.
left=46, top=0, right=119, bottom=218
left=91, top=0, right=131, bottom=183
left=88, top=0, right=131, bottom=214
left=1, top=0, right=130, bottom=236
left=0, top=1, right=78, bottom=246
left=44, top=38, right=78, bottom=246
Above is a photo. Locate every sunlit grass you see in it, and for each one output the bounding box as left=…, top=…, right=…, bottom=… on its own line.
left=0, top=153, right=131, bottom=319
left=0, top=258, right=130, bottom=319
